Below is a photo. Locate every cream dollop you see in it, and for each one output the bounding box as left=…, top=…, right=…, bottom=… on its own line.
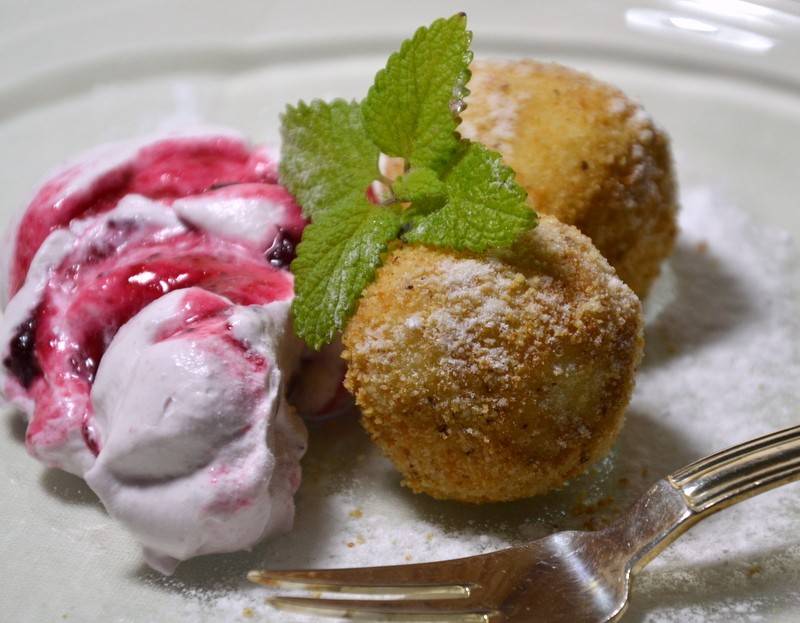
left=85, top=289, right=306, bottom=573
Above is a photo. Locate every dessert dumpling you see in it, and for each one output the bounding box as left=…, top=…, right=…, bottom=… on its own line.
left=342, top=216, right=643, bottom=503
left=460, top=59, right=678, bottom=297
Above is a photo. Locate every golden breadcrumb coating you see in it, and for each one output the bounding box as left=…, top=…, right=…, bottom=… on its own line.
left=459, top=59, right=679, bottom=297
left=342, top=216, right=644, bottom=503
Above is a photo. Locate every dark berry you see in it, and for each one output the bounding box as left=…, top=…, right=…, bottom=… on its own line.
left=266, top=228, right=299, bottom=268
left=3, top=311, right=41, bottom=388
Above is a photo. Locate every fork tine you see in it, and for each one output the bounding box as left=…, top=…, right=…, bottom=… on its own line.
left=249, top=571, right=469, bottom=598
left=248, top=557, right=478, bottom=597
left=268, top=595, right=500, bottom=622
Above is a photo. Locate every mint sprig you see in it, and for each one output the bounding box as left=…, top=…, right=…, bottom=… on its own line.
left=291, top=198, right=402, bottom=349
left=280, top=14, right=537, bottom=348
left=404, top=142, right=536, bottom=251
left=362, top=13, right=472, bottom=174
left=392, top=167, right=444, bottom=203
left=280, top=99, right=378, bottom=220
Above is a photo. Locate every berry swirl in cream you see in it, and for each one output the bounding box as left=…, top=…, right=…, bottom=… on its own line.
left=0, top=129, right=316, bottom=573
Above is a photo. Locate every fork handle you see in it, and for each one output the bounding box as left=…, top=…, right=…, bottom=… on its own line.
left=622, top=424, right=800, bottom=574
left=668, top=423, right=800, bottom=513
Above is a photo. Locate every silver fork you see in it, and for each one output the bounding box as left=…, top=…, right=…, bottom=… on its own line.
left=249, top=424, right=800, bottom=622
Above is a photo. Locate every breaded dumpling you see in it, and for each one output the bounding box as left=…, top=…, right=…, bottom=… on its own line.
left=342, top=216, right=643, bottom=503
left=459, top=59, right=678, bottom=297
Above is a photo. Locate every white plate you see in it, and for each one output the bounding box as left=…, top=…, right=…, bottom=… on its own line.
left=1, top=1, right=799, bottom=621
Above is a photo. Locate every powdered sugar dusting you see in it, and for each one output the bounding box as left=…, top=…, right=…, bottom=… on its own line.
left=608, top=93, right=659, bottom=146
left=143, top=185, right=799, bottom=621
left=459, top=60, right=532, bottom=155
left=628, top=106, right=657, bottom=144
left=459, top=88, right=524, bottom=154
left=426, top=257, right=517, bottom=376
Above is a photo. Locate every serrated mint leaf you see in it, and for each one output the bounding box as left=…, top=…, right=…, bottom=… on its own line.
left=291, top=199, right=403, bottom=349
left=392, top=167, right=444, bottom=202
left=280, top=99, right=379, bottom=221
left=403, top=142, right=536, bottom=252
left=362, top=14, right=472, bottom=173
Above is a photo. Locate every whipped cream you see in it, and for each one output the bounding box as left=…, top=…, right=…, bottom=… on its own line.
left=0, top=195, right=190, bottom=474
left=0, top=130, right=332, bottom=573
left=85, top=289, right=305, bottom=573
left=173, top=185, right=296, bottom=250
